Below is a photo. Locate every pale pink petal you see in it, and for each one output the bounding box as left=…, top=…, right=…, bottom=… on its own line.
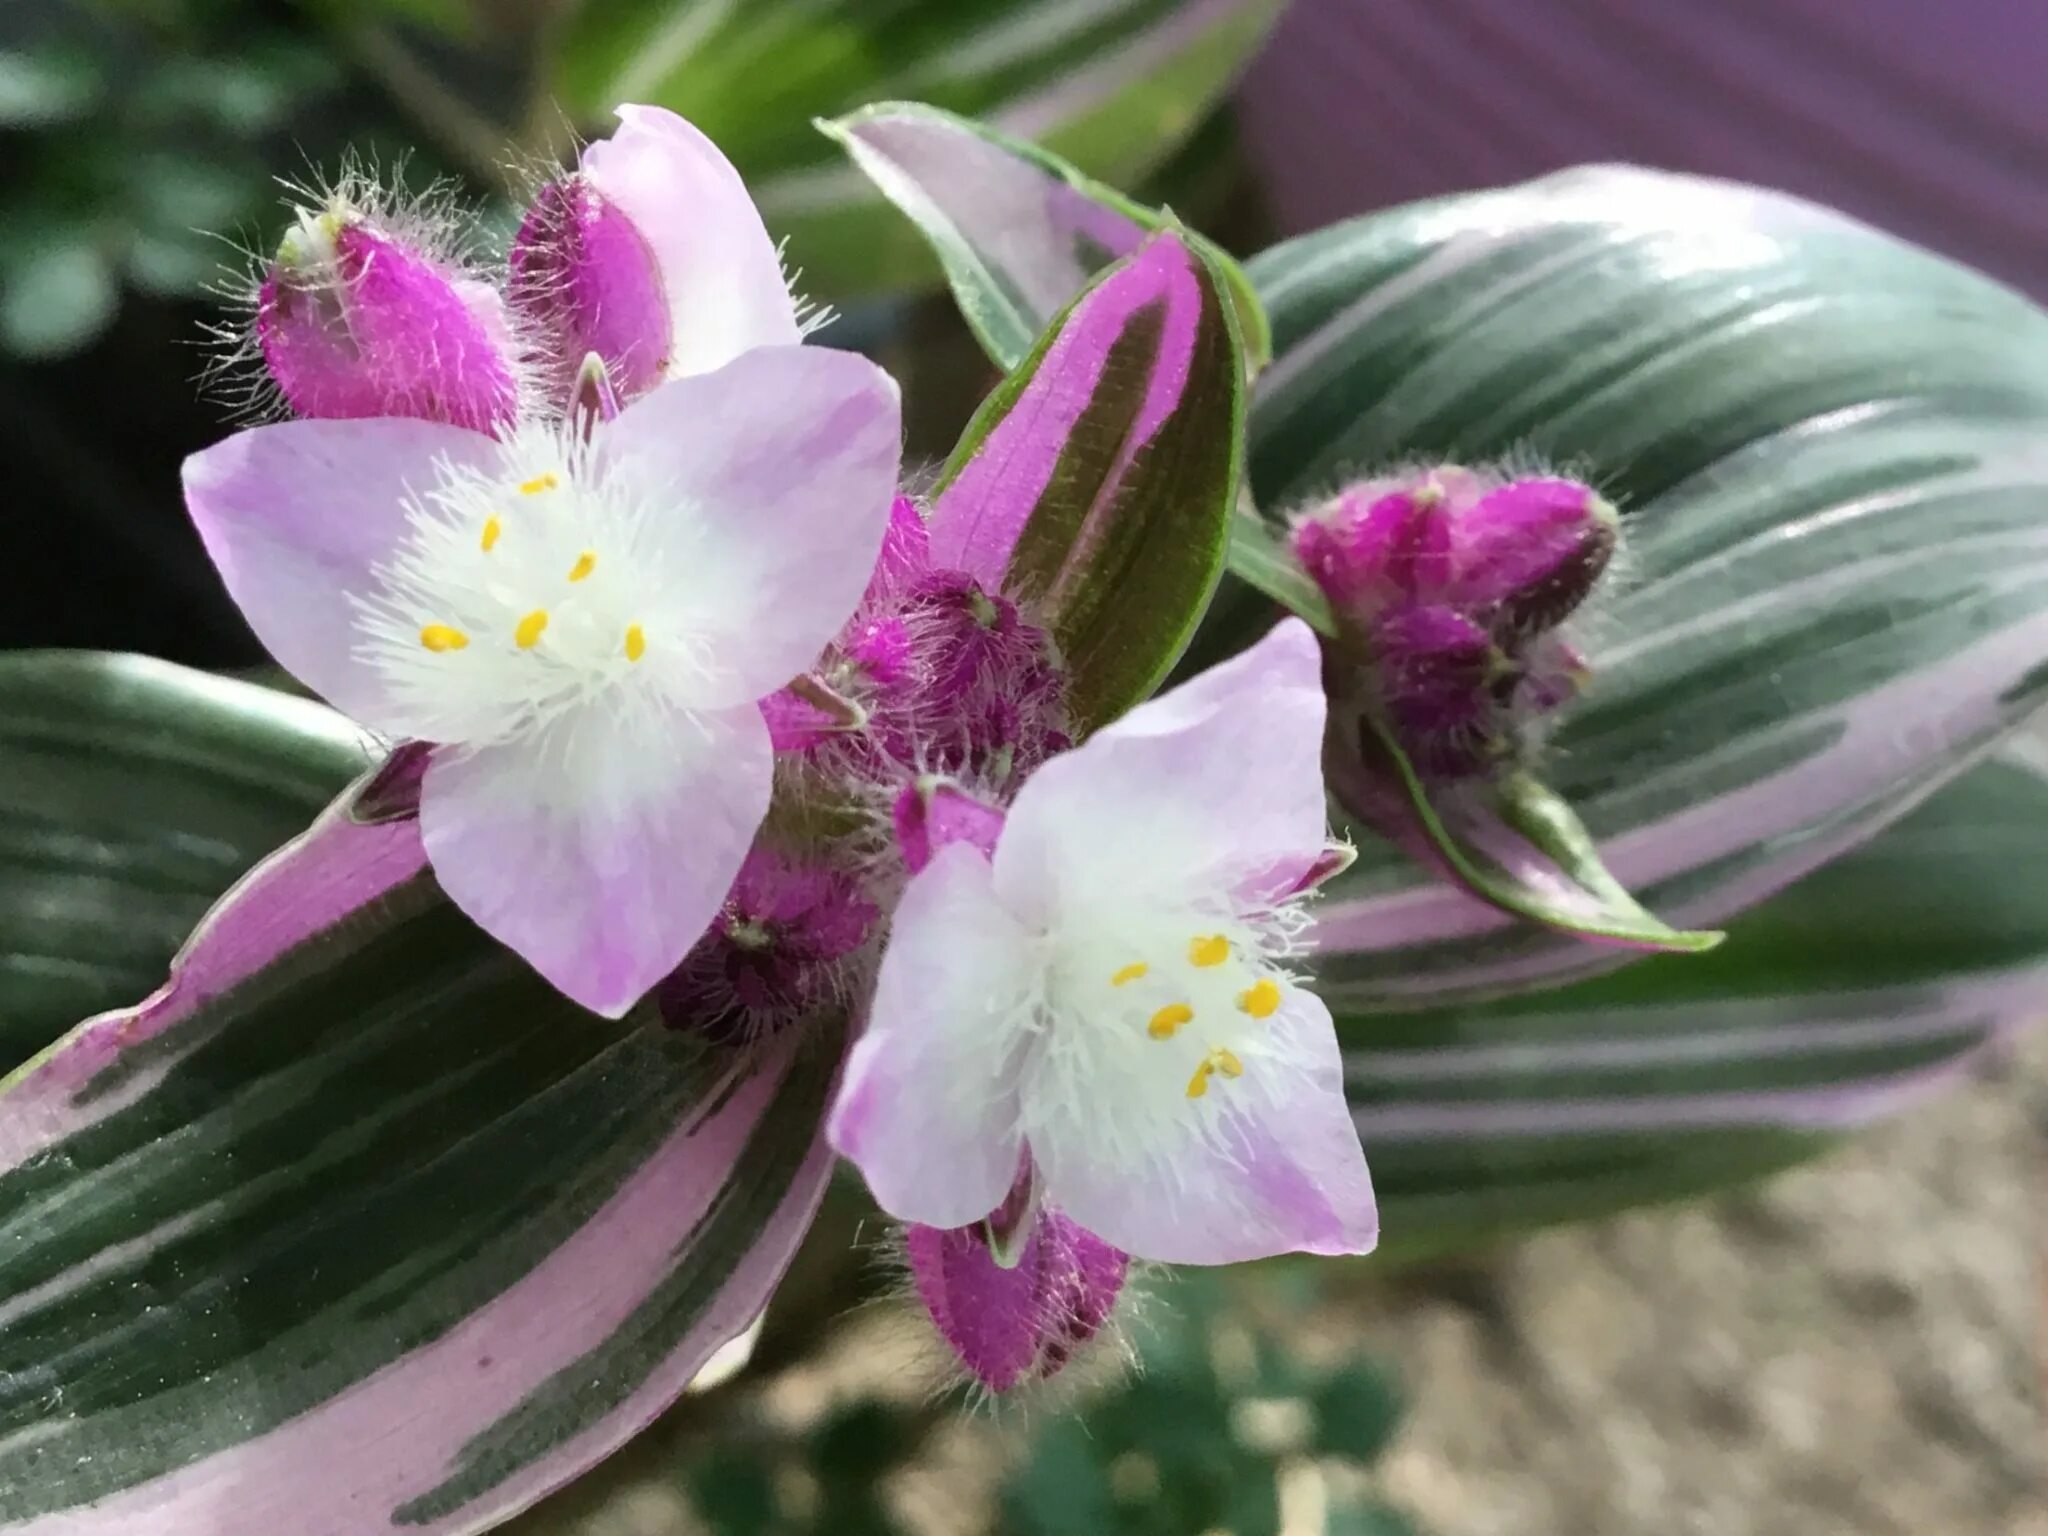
left=828, top=844, right=1036, bottom=1229
left=597, top=346, right=902, bottom=706
left=581, top=104, right=802, bottom=380
left=994, top=617, right=1329, bottom=921
left=182, top=418, right=497, bottom=727
left=418, top=700, right=772, bottom=1018
left=1026, top=986, right=1377, bottom=1265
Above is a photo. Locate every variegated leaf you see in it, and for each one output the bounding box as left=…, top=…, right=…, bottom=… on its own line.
left=929, top=230, right=1244, bottom=730
left=1350, top=748, right=2048, bottom=1255
left=1245, top=167, right=2048, bottom=1004
left=0, top=659, right=839, bottom=1536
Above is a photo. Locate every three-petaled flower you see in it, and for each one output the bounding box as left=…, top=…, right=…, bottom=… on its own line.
left=830, top=618, right=1377, bottom=1266
left=184, top=112, right=903, bottom=1017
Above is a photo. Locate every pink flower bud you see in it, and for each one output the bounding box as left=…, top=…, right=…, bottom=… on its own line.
left=904, top=1168, right=1128, bottom=1394
left=1292, top=467, right=1617, bottom=785
left=256, top=201, right=518, bottom=433
left=1451, top=477, right=1619, bottom=639
left=508, top=177, right=671, bottom=403
left=656, top=849, right=875, bottom=1041
left=892, top=776, right=1005, bottom=874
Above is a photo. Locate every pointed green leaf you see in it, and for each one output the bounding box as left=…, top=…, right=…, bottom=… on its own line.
left=820, top=99, right=1270, bottom=373
left=928, top=231, right=1245, bottom=729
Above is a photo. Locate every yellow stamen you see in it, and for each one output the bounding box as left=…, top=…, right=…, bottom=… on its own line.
left=1237, top=978, right=1282, bottom=1019
left=567, top=550, right=597, bottom=583
left=1147, top=1002, right=1193, bottom=1040
left=1187, top=1048, right=1244, bottom=1099
left=624, top=624, right=646, bottom=662
left=418, top=624, right=469, bottom=653
left=1188, top=934, right=1230, bottom=968
left=514, top=610, right=549, bottom=649
left=519, top=473, right=558, bottom=495
left=1110, top=961, right=1150, bottom=987
left=480, top=516, right=502, bottom=553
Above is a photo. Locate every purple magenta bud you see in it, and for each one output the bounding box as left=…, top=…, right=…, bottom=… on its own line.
left=1451, top=478, right=1618, bottom=639
left=1292, top=483, right=1453, bottom=607
left=893, top=776, right=1005, bottom=874
left=904, top=1168, right=1129, bottom=1394
left=256, top=201, right=518, bottom=433
left=656, top=849, right=875, bottom=1042
left=1294, top=466, right=1617, bottom=788
left=869, top=494, right=931, bottom=601
left=899, top=571, right=1033, bottom=705
left=509, top=176, right=672, bottom=404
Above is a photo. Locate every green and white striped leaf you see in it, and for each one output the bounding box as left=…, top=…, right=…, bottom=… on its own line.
left=0, top=658, right=841, bottom=1535
left=551, top=0, right=1287, bottom=303
left=1243, top=168, right=2048, bottom=1004
left=0, top=652, right=367, bottom=1071
left=1349, top=747, right=2048, bottom=1256
left=820, top=100, right=1270, bottom=373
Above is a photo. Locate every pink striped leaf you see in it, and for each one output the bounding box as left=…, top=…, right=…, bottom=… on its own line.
left=0, top=658, right=841, bottom=1536
left=928, top=230, right=1244, bottom=729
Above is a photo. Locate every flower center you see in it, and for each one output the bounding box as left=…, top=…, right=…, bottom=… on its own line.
left=352, top=431, right=702, bottom=745
left=1100, top=925, right=1285, bottom=1098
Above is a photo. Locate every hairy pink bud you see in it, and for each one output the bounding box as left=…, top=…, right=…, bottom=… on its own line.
left=657, top=850, right=875, bottom=1041
left=508, top=177, right=671, bottom=404
left=904, top=1167, right=1128, bottom=1394
left=1293, top=467, right=1617, bottom=782
left=255, top=201, right=518, bottom=433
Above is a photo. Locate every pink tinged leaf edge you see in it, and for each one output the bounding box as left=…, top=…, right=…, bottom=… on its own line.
left=4, top=1033, right=840, bottom=1536
left=927, top=232, right=1205, bottom=589
left=0, top=773, right=418, bottom=1176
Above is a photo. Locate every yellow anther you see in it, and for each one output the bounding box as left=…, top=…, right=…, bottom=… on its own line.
left=1110, top=962, right=1150, bottom=987
left=1187, top=1048, right=1243, bottom=1100
left=624, top=624, right=646, bottom=662
left=419, top=624, right=469, bottom=653
left=1147, top=1002, right=1193, bottom=1040
left=480, top=516, right=502, bottom=553
left=1188, top=934, right=1230, bottom=968
left=1237, top=978, right=1282, bottom=1019
left=519, top=473, right=558, bottom=495
left=568, top=550, right=597, bottom=583
left=514, top=610, right=549, bottom=649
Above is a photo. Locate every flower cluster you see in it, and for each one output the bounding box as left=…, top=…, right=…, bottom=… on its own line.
left=183, top=107, right=1376, bottom=1396
left=1293, top=466, right=1617, bottom=791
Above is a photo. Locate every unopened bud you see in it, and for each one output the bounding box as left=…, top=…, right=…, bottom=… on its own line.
left=656, top=849, right=874, bottom=1042
left=509, top=177, right=671, bottom=403
left=1292, top=466, right=1616, bottom=785
left=904, top=1167, right=1128, bottom=1393
left=893, top=776, right=1005, bottom=874
left=256, top=200, right=518, bottom=433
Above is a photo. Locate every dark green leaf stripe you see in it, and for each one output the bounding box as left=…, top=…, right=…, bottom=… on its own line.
left=1345, top=753, right=2048, bottom=1252
left=0, top=653, right=367, bottom=1071
left=0, top=660, right=841, bottom=1535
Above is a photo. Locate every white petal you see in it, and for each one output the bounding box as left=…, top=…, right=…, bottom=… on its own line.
left=828, top=843, right=1037, bottom=1229
left=596, top=346, right=902, bottom=707
left=418, top=699, right=772, bottom=1018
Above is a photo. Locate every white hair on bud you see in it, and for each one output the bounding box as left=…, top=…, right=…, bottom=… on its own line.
left=195, top=147, right=554, bottom=429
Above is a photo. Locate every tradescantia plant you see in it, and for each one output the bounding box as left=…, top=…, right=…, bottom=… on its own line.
left=6, top=96, right=2048, bottom=1536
